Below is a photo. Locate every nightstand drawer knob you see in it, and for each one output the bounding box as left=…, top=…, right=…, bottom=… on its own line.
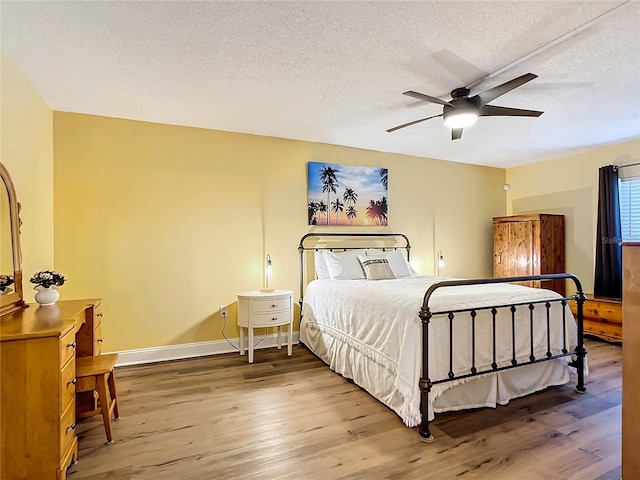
left=271, top=303, right=278, bottom=308
left=67, top=378, right=77, bottom=387
left=97, top=312, right=104, bottom=317
left=67, top=341, right=76, bottom=349
left=271, top=317, right=278, bottom=321
left=97, top=338, right=104, bottom=342
left=66, top=423, right=76, bottom=432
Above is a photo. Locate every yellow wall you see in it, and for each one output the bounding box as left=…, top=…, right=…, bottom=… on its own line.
left=0, top=54, right=54, bottom=301
left=5, top=51, right=639, bottom=353
left=53, top=112, right=506, bottom=352
left=506, top=139, right=640, bottom=294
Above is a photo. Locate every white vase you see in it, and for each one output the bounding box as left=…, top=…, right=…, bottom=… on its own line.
left=34, top=285, right=60, bottom=306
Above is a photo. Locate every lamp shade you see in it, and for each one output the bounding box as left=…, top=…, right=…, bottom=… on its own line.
left=260, top=254, right=275, bottom=292
left=266, top=255, right=273, bottom=277
left=437, top=250, right=445, bottom=276
left=443, top=108, right=478, bottom=128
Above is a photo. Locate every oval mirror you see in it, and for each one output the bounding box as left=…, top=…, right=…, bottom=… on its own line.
left=0, top=162, right=26, bottom=316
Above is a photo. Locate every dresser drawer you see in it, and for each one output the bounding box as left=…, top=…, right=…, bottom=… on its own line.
left=250, top=297, right=291, bottom=313
left=94, top=321, right=103, bottom=355
left=59, top=328, right=77, bottom=366
left=94, top=303, right=104, bottom=354
left=92, top=303, right=103, bottom=328
left=59, top=400, right=77, bottom=458
left=60, top=359, right=76, bottom=413
left=250, top=310, right=292, bottom=327
left=59, top=435, right=78, bottom=474
left=77, top=302, right=104, bottom=357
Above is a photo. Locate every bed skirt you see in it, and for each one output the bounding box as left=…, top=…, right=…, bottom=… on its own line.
left=301, top=319, right=572, bottom=427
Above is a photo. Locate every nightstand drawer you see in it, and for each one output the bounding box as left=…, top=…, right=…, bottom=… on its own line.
left=250, top=310, right=292, bottom=327
left=250, top=297, right=291, bottom=313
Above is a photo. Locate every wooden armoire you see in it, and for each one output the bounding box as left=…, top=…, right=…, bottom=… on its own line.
left=492, top=214, right=565, bottom=295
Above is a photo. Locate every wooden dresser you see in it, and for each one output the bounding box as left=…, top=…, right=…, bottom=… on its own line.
left=622, top=243, right=639, bottom=480
left=0, top=299, right=102, bottom=480
left=493, top=214, right=565, bottom=295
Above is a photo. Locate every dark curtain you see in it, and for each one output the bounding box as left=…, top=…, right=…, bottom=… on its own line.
left=594, top=165, right=622, bottom=299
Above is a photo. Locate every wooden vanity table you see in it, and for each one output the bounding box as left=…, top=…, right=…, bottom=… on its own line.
left=0, top=299, right=103, bottom=480
left=0, top=164, right=106, bottom=478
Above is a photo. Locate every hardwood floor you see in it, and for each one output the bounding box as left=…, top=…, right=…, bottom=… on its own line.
left=67, top=339, right=622, bottom=480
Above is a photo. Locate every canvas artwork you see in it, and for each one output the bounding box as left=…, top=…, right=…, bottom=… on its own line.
left=307, top=162, right=388, bottom=226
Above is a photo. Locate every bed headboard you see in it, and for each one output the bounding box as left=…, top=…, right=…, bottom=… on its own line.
left=297, top=232, right=411, bottom=306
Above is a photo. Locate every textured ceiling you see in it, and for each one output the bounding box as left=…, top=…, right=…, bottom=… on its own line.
left=1, top=1, right=639, bottom=168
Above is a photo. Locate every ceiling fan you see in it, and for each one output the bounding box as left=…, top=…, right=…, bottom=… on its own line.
left=387, top=73, right=543, bottom=140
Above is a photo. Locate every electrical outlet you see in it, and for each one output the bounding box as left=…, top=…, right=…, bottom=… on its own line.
left=219, top=305, right=228, bottom=317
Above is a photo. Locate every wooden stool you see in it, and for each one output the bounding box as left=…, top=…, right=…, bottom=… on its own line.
left=75, top=353, right=120, bottom=444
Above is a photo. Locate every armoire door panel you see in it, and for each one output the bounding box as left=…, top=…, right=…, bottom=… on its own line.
left=492, top=223, right=510, bottom=278
left=539, top=215, right=565, bottom=274
left=492, top=214, right=565, bottom=295
left=508, top=221, right=534, bottom=277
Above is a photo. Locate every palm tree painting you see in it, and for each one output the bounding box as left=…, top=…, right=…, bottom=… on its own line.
left=307, top=162, right=388, bottom=226
left=346, top=205, right=357, bottom=225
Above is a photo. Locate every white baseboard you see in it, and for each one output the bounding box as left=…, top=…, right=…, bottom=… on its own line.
left=113, top=332, right=301, bottom=367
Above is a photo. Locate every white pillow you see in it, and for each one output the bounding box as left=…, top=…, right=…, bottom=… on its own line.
left=408, top=263, right=418, bottom=275
left=365, top=249, right=412, bottom=277
left=324, top=250, right=367, bottom=280
left=314, top=251, right=331, bottom=279
left=357, top=255, right=396, bottom=280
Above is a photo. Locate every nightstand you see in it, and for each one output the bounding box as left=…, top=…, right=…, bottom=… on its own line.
left=237, top=289, right=293, bottom=363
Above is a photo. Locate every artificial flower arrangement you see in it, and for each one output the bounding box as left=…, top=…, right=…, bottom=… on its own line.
left=29, top=270, right=67, bottom=289
left=0, top=274, right=14, bottom=292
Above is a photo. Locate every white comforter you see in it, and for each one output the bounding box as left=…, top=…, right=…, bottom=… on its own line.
left=300, top=276, right=579, bottom=426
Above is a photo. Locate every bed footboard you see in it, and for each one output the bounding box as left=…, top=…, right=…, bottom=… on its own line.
left=418, top=274, right=586, bottom=442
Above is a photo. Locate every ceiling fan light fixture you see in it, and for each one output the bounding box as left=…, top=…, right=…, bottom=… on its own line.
left=388, top=73, right=541, bottom=139
left=443, top=109, right=478, bottom=129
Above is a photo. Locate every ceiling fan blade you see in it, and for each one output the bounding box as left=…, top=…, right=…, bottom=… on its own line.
left=451, top=128, right=463, bottom=140
left=478, top=105, right=544, bottom=117
left=473, top=73, right=538, bottom=107
left=386, top=114, right=443, bottom=133
left=403, top=91, right=452, bottom=107
left=431, top=49, right=489, bottom=87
